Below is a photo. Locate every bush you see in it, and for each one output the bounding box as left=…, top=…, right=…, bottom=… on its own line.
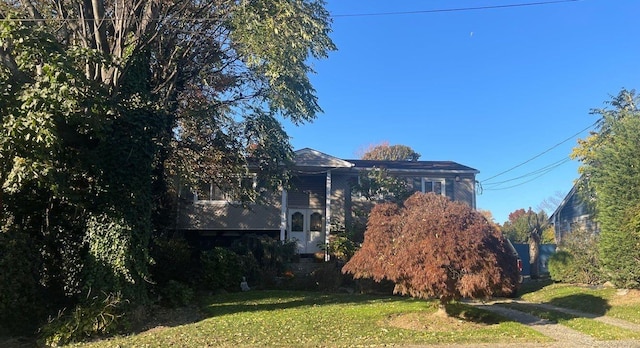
left=0, top=224, right=45, bottom=335
left=199, top=247, right=257, bottom=291
left=311, top=262, right=344, bottom=291
left=322, top=221, right=362, bottom=263
left=548, top=250, right=575, bottom=283
left=158, top=280, right=195, bottom=307
left=549, top=228, right=602, bottom=285
left=343, top=192, right=520, bottom=305
left=230, top=234, right=297, bottom=277
left=149, top=237, right=197, bottom=286
left=39, top=292, right=126, bottom=346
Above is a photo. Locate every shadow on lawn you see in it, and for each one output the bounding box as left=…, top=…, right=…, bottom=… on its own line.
left=512, top=277, right=554, bottom=297
left=446, top=302, right=508, bottom=325
left=547, top=293, right=611, bottom=316
left=202, top=290, right=401, bottom=316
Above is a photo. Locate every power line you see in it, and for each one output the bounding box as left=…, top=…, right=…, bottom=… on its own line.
left=332, top=0, right=582, bottom=18
left=483, top=157, right=571, bottom=187
left=483, top=158, right=572, bottom=191
left=0, top=0, right=583, bottom=23
left=481, top=121, right=596, bottom=184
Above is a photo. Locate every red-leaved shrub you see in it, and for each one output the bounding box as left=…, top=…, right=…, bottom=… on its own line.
left=342, top=192, right=519, bottom=305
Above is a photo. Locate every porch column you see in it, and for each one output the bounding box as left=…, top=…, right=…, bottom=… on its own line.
left=280, top=188, right=287, bottom=241
left=325, top=170, right=332, bottom=261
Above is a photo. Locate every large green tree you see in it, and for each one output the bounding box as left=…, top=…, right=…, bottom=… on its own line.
left=0, top=0, right=334, bottom=335
left=572, top=89, right=640, bottom=288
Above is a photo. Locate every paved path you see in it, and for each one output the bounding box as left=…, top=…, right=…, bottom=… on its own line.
left=509, top=299, right=640, bottom=332
left=458, top=299, right=640, bottom=348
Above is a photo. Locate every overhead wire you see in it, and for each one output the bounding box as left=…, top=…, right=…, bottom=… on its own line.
left=0, top=0, right=584, bottom=23
left=480, top=121, right=597, bottom=185
left=483, top=157, right=572, bottom=187
left=483, top=158, right=572, bottom=191
left=332, top=0, right=582, bottom=18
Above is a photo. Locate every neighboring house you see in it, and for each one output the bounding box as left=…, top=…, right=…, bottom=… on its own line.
left=549, top=182, right=599, bottom=243
left=176, top=148, right=479, bottom=258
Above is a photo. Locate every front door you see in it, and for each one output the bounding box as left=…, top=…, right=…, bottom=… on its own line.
left=288, top=209, right=325, bottom=254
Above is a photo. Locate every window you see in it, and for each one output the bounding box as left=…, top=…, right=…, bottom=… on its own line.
left=291, top=212, right=304, bottom=232
left=422, top=178, right=445, bottom=196
left=193, top=175, right=257, bottom=202
left=310, top=212, right=323, bottom=232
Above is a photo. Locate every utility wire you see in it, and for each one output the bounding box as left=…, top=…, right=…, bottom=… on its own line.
left=483, top=157, right=571, bottom=187
left=0, top=0, right=583, bottom=22
left=484, top=160, right=570, bottom=190
left=480, top=121, right=596, bottom=184
left=483, top=158, right=572, bottom=190
left=332, top=0, right=582, bottom=18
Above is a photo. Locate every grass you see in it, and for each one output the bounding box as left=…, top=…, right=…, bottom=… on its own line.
left=519, top=281, right=640, bottom=324
left=71, top=291, right=547, bottom=347
left=501, top=302, right=640, bottom=340
left=50, top=281, right=640, bottom=347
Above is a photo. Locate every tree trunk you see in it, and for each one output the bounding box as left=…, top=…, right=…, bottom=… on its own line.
left=436, top=301, right=448, bottom=317
left=529, top=231, right=541, bottom=279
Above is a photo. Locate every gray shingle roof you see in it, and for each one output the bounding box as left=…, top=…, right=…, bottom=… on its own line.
left=347, top=160, right=479, bottom=173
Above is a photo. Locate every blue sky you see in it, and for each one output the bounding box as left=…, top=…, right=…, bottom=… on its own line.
left=283, top=0, right=640, bottom=224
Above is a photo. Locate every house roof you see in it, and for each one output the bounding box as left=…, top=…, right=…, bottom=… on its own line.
left=292, top=148, right=478, bottom=175
left=294, top=148, right=354, bottom=169
left=347, top=159, right=479, bottom=174
left=549, top=183, right=578, bottom=223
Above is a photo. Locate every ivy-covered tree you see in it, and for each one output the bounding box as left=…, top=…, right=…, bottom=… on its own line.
left=343, top=192, right=520, bottom=311
left=0, top=0, right=334, bottom=338
left=572, top=89, right=640, bottom=288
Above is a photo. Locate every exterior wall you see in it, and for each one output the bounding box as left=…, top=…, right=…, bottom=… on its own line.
left=177, top=196, right=281, bottom=231
left=551, top=188, right=598, bottom=243
left=453, top=176, right=476, bottom=209
left=288, top=175, right=326, bottom=209
left=345, top=172, right=477, bottom=228
left=330, top=173, right=350, bottom=227
left=175, top=154, right=479, bottom=244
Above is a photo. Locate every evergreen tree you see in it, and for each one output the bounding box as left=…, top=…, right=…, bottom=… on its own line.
left=572, top=89, right=640, bottom=288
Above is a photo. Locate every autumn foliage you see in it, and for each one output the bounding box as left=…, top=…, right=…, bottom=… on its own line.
left=342, top=192, right=519, bottom=304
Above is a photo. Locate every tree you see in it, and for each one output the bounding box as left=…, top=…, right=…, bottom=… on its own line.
left=501, top=208, right=549, bottom=278
left=360, top=142, right=421, bottom=161
left=0, top=0, right=334, bottom=337
left=572, top=89, right=640, bottom=288
left=343, top=192, right=519, bottom=311
left=352, top=167, right=413, bottom=204
left=526, top=209, right=549, bottom=279
left=352, top=142, right=420, bottom=204
left=478, top=209, right=497, bottom=224
left=500, top=209, right=529, bottom=243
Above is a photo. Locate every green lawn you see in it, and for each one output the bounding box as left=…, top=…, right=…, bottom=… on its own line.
left=501, top=302, right=640, bottom=340
left=519, top=282, right=640, bottom=324
left=61, top=282, right=640, bottom=347
left=72, top=291, right=547, bottom=347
